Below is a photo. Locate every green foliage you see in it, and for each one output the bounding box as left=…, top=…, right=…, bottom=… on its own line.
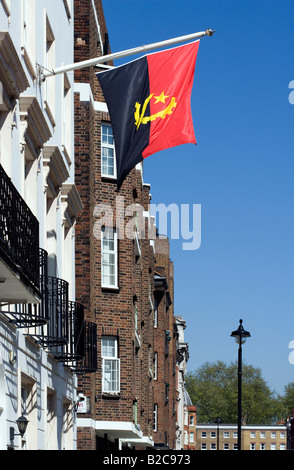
left=186, top=361, right=288, bottom=425
left=278, top=382, right=294, bottom=417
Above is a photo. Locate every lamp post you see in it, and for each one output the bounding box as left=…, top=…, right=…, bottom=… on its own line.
left=9, top=415, right=29, bottom=447
left=231, top=319, right=251, bottom=451
left=215, top=417, right=222, bottom=450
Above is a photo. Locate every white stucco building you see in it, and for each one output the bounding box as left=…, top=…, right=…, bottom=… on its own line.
left=175, top=315, right=189, bottom=450
left=0, top=0, right=93, bottom=450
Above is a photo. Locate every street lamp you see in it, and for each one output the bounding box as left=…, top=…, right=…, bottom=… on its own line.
left=214, top=417, right=222, bottom=450
left=231, top=319, right=251, bottom=451
left=10, top=415, right=29, bottom=445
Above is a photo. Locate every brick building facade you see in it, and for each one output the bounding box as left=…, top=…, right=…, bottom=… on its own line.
left=153, top=237, right=176, bottom=449
left=73, top=0, right=184, bottom=450
left=196, top=423, right=287, bottom=451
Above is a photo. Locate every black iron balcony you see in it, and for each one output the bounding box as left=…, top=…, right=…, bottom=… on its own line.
left=0, top=239, right=97, bottom=373
left=42, top=275, right=69, bottom=347
left=53, top=301, right=85, bottom=362
left=0, top=164, right=40, bottom=301
left=73, top=321, right=98, bottom=374
left=1, top=248, right=48, bottom=327
left=28, top=271, right=69, bottom=348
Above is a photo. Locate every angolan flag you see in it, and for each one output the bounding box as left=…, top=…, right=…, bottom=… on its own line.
left=97, top=40, right=200, bottom=188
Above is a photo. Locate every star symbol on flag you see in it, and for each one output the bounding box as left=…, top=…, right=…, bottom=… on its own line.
left=154, top=92, right=169, bottom=104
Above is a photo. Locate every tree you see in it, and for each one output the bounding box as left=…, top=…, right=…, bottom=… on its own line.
left=278, top=382, right=294, bottom=418
left=186, top=361, right=282, bottom=424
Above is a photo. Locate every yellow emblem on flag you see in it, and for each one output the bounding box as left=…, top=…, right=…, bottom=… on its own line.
left=134, top=92, right=177, bottom=130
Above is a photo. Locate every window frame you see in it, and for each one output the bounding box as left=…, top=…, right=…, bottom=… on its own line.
left=101, top=122, right=116, bottom=179
left=101, top=336, right=120, bottom=394
left=153, top=404, right=158, bottom=432
left=101, top=226, right=118, bottom=289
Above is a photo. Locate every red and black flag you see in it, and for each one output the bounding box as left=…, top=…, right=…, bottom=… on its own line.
left=97, top=40, right=200, bottom=188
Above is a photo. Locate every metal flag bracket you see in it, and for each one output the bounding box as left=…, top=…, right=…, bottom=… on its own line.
left=38, top=29, right=215, bottom=82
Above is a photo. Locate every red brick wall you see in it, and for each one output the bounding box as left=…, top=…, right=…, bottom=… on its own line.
left=74, top=0, right=177, bottom=450
left=154, top=238, right=177, bottom=449
left=74, top=0, right=155, bottom=448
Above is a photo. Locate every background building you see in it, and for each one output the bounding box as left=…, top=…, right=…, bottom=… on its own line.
left=74, top=0, right=187, bottom=451
left=196, top=423, right=287, bottom=451
left=174, top=315, right=189, bottom=449
left=183, top=392, right=196, bottom=450
left=74, top=0, right=155, bottom=450
left=153, top=237, right=176, bottom=449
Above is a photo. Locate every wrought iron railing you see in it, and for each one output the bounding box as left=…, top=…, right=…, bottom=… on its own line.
left=73, top=321, right=98, bottom=374
left=53, top=301, right=85, bottom=362
left=44, top=276, right=69, bottom=347
left=0, top=243, right=97, bottom=373
left=1, top=248, right=48, bottom=327
left=0, top=164, right=39, bottom=289
left=28, top=271, right=69, bottom=348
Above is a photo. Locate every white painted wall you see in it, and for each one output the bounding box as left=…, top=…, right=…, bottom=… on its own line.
left=0, top=0, right=79, bottom=450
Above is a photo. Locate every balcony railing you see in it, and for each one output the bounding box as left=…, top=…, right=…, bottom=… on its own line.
left=0, top=244, right=97, bottom=373
left=73, top=321, right=98, bottom=374
left=37, top=275, right=69, bottom=347
left=47, top=299, right=98, bottom=374
left=0, top=164, right=39, bottom=291
left=53, top=301, right=85, bottom=362
left=1, top=248, right=48, bottom=327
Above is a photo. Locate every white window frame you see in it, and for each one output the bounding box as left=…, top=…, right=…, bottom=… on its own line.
left=101, top=227, right=118, bottom=289
left=102, top=336, right=120, bottom=394
left=154, top=352, right=158, bottom=380
left=101, top=123, right=116, bottom=179
left=153, top=404, right=158, bottom=432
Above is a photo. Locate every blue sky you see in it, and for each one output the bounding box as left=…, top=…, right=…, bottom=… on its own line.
left=102, top=0, right=294, bottom=395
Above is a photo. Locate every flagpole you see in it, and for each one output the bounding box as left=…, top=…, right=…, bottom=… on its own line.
left=40, top=29, right=215, bottom=80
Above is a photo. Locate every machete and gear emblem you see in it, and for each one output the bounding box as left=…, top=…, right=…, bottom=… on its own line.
left=134, top=92, right=177, bottom=130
